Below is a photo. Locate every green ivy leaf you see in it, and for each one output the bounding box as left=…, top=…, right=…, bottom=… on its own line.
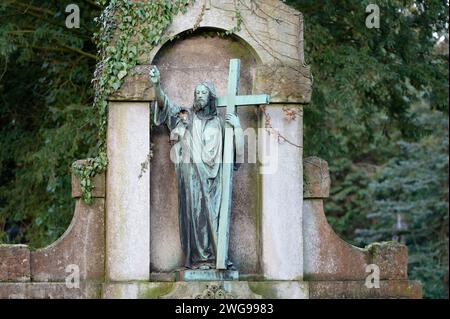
left=118, top=70, right=127, bottom=80
left=112, top=81, right=121, bottom=91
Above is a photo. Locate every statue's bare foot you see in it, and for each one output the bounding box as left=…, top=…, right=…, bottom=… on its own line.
left=199, top=264, right=211, bottom=270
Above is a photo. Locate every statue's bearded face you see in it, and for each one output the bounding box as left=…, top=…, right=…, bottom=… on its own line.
left=194, top=84, right=210, bottom=111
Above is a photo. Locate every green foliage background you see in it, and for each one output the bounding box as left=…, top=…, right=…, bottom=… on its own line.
left=0, top=0, right=448, bottom=298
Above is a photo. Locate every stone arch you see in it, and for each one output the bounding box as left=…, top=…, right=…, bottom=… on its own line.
left=144, top=0, right=305, bottom=67
left=150, top=27, right=259, bottom=105
left=149, top=27, right=263, bottom=66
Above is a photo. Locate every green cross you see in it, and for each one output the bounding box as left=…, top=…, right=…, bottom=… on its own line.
left=215, top=59, right=270, bottom=270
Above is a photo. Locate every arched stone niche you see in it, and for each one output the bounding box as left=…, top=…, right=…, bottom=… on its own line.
left=145, top=0, right=305, bottom=66
left=150, top=29, right=261, bottom=275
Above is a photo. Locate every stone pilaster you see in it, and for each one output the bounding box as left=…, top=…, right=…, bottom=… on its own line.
left=106, top=101, right=151, bottom=281
left=259, top=104, right=304, bottom=280
left=255, top=64, right=309, bottom=281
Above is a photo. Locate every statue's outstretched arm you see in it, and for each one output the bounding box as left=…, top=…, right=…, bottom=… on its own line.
left=149, top=66, right=165, bottom=108
left=149, top=66, right=181, bottom=129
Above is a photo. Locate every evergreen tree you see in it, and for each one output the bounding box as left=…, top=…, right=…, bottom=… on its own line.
left=356, top=101, right=449, bottom=298
left=0, top=0, right=99, bottom=247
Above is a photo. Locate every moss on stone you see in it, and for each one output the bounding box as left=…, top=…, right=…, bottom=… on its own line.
left=247, top=282, right=279, bottom=298
left=138, top=282, right=175, bottom=299
left=366, top=241, right=400, bottom=257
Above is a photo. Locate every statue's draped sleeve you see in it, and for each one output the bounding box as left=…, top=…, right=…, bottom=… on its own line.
left=153, top=91, right=182, bottom=132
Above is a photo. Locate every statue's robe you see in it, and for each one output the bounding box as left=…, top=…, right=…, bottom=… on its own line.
left=154, top=92, right=223, bottom=268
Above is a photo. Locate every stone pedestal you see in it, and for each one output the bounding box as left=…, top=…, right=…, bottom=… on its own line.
left=176, top=269, right=239, bottom=282
left=102, top=281, right=309, bottom=299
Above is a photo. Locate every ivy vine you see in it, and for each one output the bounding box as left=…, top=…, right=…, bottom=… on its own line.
left=72, top=0, right=193, bottom=204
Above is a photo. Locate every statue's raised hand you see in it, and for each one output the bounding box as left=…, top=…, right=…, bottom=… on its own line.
left=149, top=66, right=160, bottom=85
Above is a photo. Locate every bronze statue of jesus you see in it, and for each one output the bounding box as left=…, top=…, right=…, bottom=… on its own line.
left=149, top=66, right=244, bottom=270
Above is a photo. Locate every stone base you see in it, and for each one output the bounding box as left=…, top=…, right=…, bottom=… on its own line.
left=102, top=281, right=309, bottom=299
left=176, top=269, right=239, bottom=281
left=309, top=280, right=422, bottom=299
left=0, top=282, right=102, bottom=299
left=0, top=280, right=421, bottom=299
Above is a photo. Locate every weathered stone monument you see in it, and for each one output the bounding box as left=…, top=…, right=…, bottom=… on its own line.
left=0, top=0, right=422, bottom=299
